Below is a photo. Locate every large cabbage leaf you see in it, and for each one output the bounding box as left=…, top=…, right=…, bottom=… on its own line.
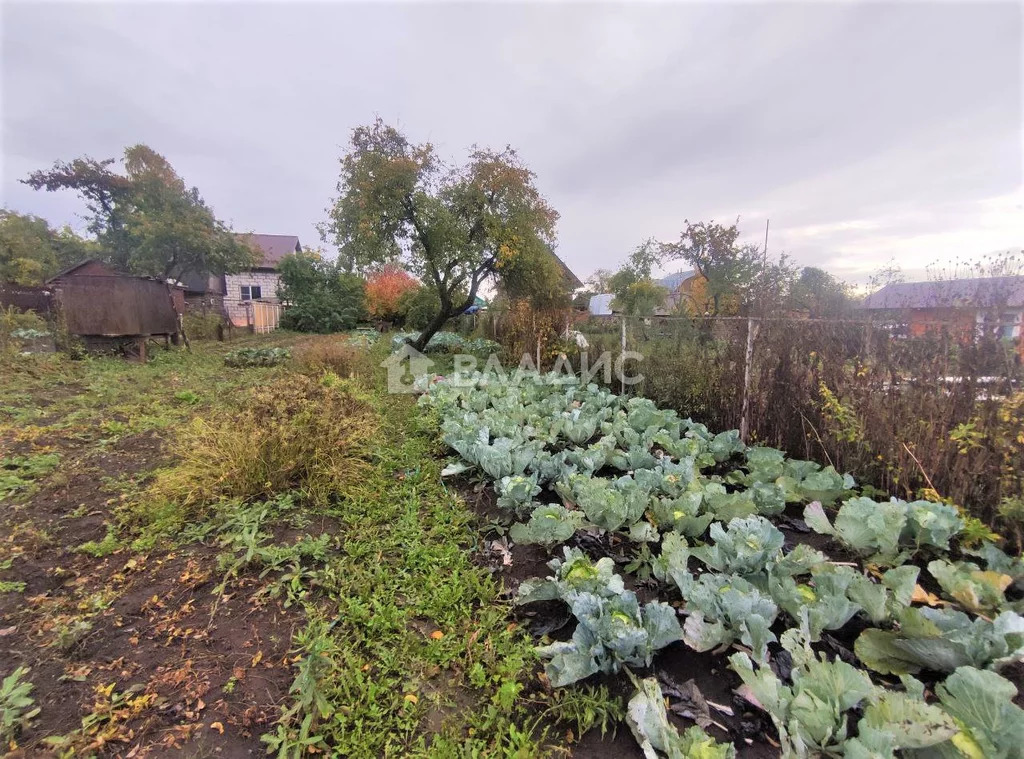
left=931, top=666, right=1024, bottom=759
left=928, top=559, right=1011, bottom=614
left=854, top=607, right=1024, bottom=675
left=690, top=516, right=785, bottom=577
left=508, top=505, right=583, bottom=546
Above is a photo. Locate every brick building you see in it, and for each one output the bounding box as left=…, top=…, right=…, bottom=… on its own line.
left=180, top=234, right=301, bottom=327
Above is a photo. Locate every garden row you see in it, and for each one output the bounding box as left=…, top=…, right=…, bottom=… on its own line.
left=419, top=371, right=1024, bottom=758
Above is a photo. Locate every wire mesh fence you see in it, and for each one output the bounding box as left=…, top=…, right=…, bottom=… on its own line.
left=478, top=306, right=1024, bottom=533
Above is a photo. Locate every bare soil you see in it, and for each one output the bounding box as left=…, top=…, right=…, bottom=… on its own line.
left=1, top=428, right=302, bottom=756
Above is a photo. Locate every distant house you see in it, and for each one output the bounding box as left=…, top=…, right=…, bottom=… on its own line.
left=181, top=233, right=302, bottom=327
left=586, top=270, right=703, bottom=316
left=656, top=270, right=701, bottom=314
left=860, top=276, right=1024, bottom=355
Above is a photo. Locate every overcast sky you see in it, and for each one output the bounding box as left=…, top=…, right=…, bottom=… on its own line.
left=2, top=1, right=1021, bottom=284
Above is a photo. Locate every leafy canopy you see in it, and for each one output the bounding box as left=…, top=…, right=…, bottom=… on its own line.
left=0, top=209, right=98, bottom=285
left=609, top=240, right=668, bottom=316
left=324, top=119, right=558, bottom=351
left=23, top=144, right=256, bottom=280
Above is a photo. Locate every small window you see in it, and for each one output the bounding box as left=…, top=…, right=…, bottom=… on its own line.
left=240, top=285, right=262, bottom=301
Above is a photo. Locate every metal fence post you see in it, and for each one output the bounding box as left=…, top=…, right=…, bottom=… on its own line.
left=740, top=317, right=759, bottom=443
left=620, top=316, right=626, bottom=395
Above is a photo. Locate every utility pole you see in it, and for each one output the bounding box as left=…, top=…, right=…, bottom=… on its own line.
left=762, top=218, right=770, bottom=265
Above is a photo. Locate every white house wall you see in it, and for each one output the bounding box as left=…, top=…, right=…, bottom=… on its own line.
left=224, top=271, right=282, bottom=326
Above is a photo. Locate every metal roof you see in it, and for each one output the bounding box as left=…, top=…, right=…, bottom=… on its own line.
left=234, top=234, right=302, bottom=268
left=657, top=270, right=696, bottom=292
left=861, top=276, right=1024, bottom=310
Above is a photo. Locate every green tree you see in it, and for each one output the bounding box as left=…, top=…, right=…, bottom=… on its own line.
left=585, top=268, right=614, bottom=293
left=495, top=243, right=571, bottom=309
left=0, top=209, right=97, bottom=285
left=609, top=240, right=667, bottom=316
left=323, top=120, right=558, bottom=352
left=789, top=267, right=852, bottom=317
left=23, top=145, right=256, bottom=281
left=278, top=250, right=366, bottom=333
left=662, top=220, right=760, bottom=316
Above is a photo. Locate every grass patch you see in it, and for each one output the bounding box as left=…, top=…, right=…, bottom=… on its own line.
left=139, top=373, right=378, bottom=526
left=74, top=524, right=121, bottom=558
left=0, top=333, right=554, bottom=756
left=0, top=453, right=60, bottom=500
left=258, top=396, right=544, bottom=758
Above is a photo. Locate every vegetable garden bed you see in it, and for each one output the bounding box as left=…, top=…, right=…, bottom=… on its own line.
left=419, top=371, right=1024, bottom=758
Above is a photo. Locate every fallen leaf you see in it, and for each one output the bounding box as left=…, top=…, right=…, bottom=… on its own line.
left=250, top=651, right=263, bottom=667
left=210, top=721, right=224, bottom=734
left=404, top=693, right=418, bottom=704
left=911, top=584, right=943, bottom=606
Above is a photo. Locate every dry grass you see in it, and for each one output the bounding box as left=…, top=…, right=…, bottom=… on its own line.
left=293, top=336, right=369, bottom=378
left=145, top=373, right=378, bottom=519
left=181, top=311, right=223, bottom=341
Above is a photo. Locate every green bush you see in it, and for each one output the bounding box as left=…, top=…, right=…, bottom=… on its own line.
left=141, top=374, right=378, bottom=521
left=397, top=287, right=443, bottom=330
left=278, top=253, right=365, bottom=333
left=0, top=307, right=49, bottom=353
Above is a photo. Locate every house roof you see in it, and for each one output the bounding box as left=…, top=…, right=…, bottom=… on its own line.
left=861, top=276, right=1024, bottom=310
left=657, top=270, right=696, bottom=292
left=45, top=258, right=118, bottom=283
left=235, top=234, right=302, bottom=269
left=548, top=250, right=583, bottom=290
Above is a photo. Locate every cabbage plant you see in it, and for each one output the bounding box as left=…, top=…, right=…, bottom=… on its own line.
left=855, top=606, right=1024, bottom=675
left=730, top=629, right=956, bottom=758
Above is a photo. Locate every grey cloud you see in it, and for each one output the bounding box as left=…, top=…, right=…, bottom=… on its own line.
left=1, top=1, right=1020, bottom=282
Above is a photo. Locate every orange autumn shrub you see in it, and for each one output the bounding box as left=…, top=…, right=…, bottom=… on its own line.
left=366, top=264, right=418, bottom=321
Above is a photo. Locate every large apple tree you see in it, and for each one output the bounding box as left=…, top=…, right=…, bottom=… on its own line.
left=324, top=120, right=558, bottom=352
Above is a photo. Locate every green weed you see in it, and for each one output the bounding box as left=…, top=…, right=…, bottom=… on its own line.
left=74, top=524, right=122, bottom=558
left=140, top=374, right=378, bottom=520
left=1, top=666, right=40, bottom=745
left=260, top=395, right=543, bottom=758
left=0, top=452, right=60, bottom=499
left=537, top=684, right=626, bottom=741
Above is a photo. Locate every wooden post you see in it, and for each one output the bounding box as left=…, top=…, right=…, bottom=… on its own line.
left=620, top=316, right=626, bottom=395
left=740, top=317, right=758, bottom=443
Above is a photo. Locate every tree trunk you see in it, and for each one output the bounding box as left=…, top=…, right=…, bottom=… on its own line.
left=411, top=305, right=452, bottom=353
